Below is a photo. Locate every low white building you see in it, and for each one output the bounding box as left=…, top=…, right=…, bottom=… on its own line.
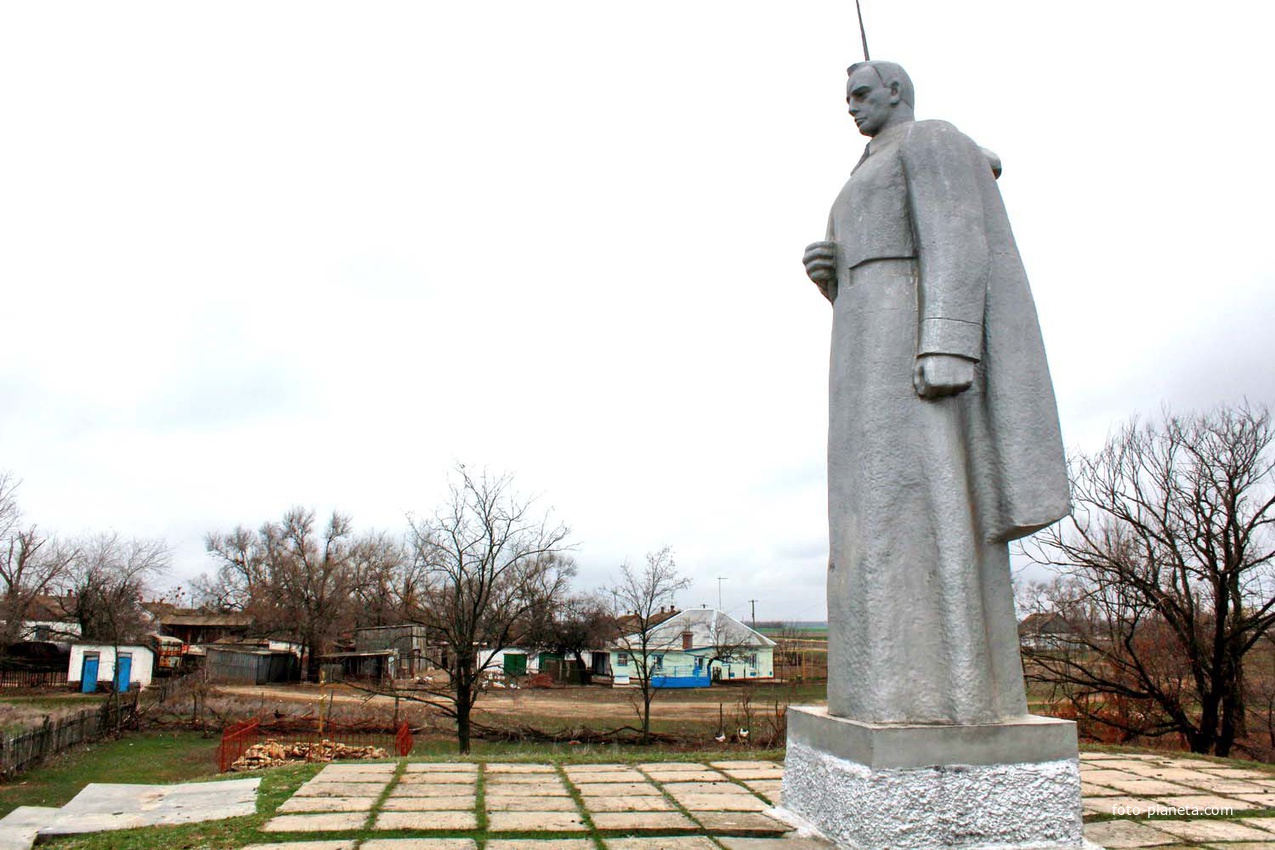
left=67, top=644, right=155, bottom=692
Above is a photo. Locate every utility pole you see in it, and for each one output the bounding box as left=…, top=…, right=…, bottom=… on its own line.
left=749, top=599, right=757, bottom=629
left=717, top=577, right=728, bottom=611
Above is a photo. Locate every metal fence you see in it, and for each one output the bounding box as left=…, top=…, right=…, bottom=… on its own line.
left=217, top=718, right=414, bottom=772
left=0, top=692, right=139, bottom=779
left=217, top=718, right=261, bottom=772
left=0, top=669, right=67, bottom=688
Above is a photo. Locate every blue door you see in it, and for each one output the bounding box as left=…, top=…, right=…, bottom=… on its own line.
left=81, top=654, right=100, bottom=693
left=115, top=654, right=132, bottom=692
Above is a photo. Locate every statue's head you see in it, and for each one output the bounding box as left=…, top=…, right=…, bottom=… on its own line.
left=845, top=61, right=915, bottom=137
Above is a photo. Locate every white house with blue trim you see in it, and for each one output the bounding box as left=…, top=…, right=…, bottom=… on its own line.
left=609, top=608, right=775, bottom=688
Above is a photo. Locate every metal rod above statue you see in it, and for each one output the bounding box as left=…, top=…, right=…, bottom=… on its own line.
left=854, top=0, right=870, bottom=61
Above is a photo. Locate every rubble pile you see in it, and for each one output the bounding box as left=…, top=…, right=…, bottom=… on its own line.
left=229, top=739, right=389, bottom=771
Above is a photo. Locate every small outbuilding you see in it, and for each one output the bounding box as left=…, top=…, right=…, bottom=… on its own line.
left=67, top=644, right=155, bottom=693
left=206, top=646, right=299, bottom=685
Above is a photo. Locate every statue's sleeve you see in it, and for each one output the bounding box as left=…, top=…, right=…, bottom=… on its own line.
left=899, top=121, right=990, bottom=361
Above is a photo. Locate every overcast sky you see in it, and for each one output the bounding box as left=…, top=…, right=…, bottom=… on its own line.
left=1, top=1, right=1271, bottom=623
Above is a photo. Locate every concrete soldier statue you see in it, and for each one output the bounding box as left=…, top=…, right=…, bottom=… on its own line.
left=783, top=61, right=1082, bottom=850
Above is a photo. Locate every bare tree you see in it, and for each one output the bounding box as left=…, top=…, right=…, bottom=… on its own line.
left=0, top=474, right=77, bottom=647
left=524, top=592, right=612, bottom=685
left=68, top=533, right=170, bottom=646
left=611, top=546, right=691, bottom=743
left=1023, top=403, right=1275, bottom=756
left=403, top=466, right=573, bottom=753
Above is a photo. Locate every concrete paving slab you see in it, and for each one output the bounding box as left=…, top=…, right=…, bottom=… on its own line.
left=381, top=796, right=476, bottom=811
left=578, top=796, right=677, bottom=813
left=361, top=840, right=478, bottom=850
left=1082, top=769, right=1141, bottom=784
left=1082, top=820, right=1180, bottom=848
left=485, top=796, right=579, bottom=811
left=636, top=763, right=708, bottom=772
left=674, top=794, right=768, bottom=812
left=294, top=781, right=387, bottom=797
left=1152, top=819, right=1275, bottom=842
left=241, top=842, right=357, bottom=850
left=1199, top=768, right=1272, bottom=779
left=261, top=812, right=370, bottom=832
left=1080, top=752, right=1125, bottom=760
left=487, top=811, right=588, bottom=832
left=564, top=764, right=630, bottom=772
left=590, top=811, right=698, bottom=831
left=487, top=773, right=568, bottom=784
left=1238, top=794, right=1275, bottom=806
left=1081, top=782, right=1125, bottom=797
left=662, top=781, right=754, bottom=795
left=401, top=773, right=478, bottom=784
left=1096, top=778, right=1197, bottom=796
left=1081, top=797, right=1181, bottom=816
left=485, top=841, right=595, bottom=850
left=390, top=783, right=478, bottom=797
left=574, top=782, right=662, bottom=796
left=742, top=781, right=782, bottom=798
left=277, top=795, right=378, bottom=813
left=373, top=811, right=479, bottom=830
left=715, top=769, right=784, bottom=781
left=486, top=763, right=558, bottom=773
left=0, top=806, right=57, bottom=850
left=405, top=763, right=480, bottom=773
left=642, top=769, right=727, bottom=783
left=694, top=811, right=791, bottom=836
left=1241, top=818, right=1275, bottom=833
left=1177, top=777, right=1271, bottom=794
left=562, top=769, right=647, bottom=783
left=319, top=764, right=398, bottom=776
left=38, top=777, right=260, bottom=835
left=1158, top=795, right=1259, bottom=811
left=604, top=838, right=719, bottom=850
left=484, top=783, right=571, bottom=797
left=717, top=838, right=833, bottom=850
left=1088, top=759, right=1163, bottom=770
left=717, top=839, right=832, bottom=850
left=709, top=762, right=782, bottom=771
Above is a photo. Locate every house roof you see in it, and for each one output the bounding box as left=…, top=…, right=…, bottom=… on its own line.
left=1018, top=612, right=1076, bottom=635
left=613, top=608, right=776, bottom=651
left=159, top=612, right=254, bottom=628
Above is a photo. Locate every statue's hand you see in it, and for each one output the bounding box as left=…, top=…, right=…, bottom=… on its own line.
left=913, top=354, right=976, bottom=399
left=803, top=241, right=837, bottom=297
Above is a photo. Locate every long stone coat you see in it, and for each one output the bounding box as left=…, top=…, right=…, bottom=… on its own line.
left=822, top=119, right=1069, bottom=725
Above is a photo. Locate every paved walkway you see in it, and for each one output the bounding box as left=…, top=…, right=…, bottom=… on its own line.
left=255, top=760, right=800, bottom=849
left=252, top=753, right=1275, bottom=850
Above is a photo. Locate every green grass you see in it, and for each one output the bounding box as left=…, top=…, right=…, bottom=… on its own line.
left=0, top=731, right=222, bottom=815
left=36, top=763, right=318, bottom=850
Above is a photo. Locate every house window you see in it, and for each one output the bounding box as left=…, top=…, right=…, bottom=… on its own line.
left=617, top=652, right=629, bottom=666
left=653, top=654, right=664, bottom=672
left=747, top=653, right=758, bottom=667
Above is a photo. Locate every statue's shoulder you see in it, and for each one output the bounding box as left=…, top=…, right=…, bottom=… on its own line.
left=904, top=119, right=974, bottom=148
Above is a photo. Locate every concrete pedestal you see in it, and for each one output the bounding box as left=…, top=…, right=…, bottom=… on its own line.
left=783, top=706, right=1083, bottom=850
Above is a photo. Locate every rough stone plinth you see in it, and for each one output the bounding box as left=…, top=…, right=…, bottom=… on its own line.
left=783, top=707, right=1082, bottom=850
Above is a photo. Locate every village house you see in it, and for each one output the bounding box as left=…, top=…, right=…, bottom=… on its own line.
left=609, top=607, right=775, bottom=688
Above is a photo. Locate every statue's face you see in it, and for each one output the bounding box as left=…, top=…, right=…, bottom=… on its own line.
left=846, top=68, right=896, bottom=137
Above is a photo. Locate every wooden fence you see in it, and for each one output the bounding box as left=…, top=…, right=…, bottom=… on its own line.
left=0, top=669, right=67, bottom=688
left=0, top=692, right=139, bottom=779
